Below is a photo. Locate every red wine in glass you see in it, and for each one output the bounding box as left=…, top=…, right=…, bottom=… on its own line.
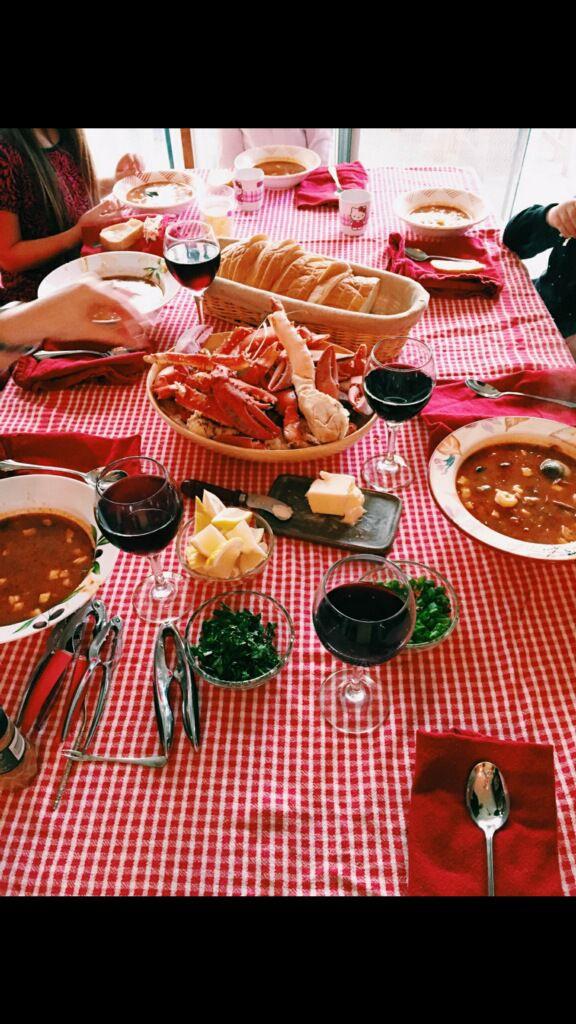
left=361, top=337, right=436, bottom=493
left=364, top=366, right=435, bottom=423
left=313, top=555, right=415, bottom=735
left=164, top=241, right=221, bottom=292
left=95, top=475, right=182, bottom=555
left=95, top=457, right=187, bottom=624
left=313, top=582, right=413, bottom=667
left=163, top=219, right=220, bottom=324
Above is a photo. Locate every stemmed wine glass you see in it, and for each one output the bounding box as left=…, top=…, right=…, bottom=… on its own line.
left=313, top=555, right=416, bottom=734
left=95, top=456, right=187, bottom=624
left=163, top=218, right=221, bottom=323
left=361, top=336, right=436, bottom=493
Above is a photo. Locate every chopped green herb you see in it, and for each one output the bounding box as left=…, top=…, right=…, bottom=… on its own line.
left=189, top=603, right=281, bottom=681
left=385, top=575, right=453, bottom=646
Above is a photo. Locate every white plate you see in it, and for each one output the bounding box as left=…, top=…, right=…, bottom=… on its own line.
left=429, top=416, right=576, bottom=561
left=38, top=251, right=180, bottom=316
left=394, top=187, right=488, bottom=239
left=0, top=475, right=119, bottom=644
left=234, top=146, right=320, bottom=190
left=113, top=170, right=196, bottom=212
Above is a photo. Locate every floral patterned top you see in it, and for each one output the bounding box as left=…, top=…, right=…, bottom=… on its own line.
left=0, top=140, right=92, bottom=302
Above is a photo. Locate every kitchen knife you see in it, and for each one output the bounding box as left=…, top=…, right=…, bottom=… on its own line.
left=180, top=479, right=293, bottom=521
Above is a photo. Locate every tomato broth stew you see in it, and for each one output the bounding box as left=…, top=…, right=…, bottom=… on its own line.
left=0, top=512, right=94, bottom=625
left=456, top=443, right=576, bottom=545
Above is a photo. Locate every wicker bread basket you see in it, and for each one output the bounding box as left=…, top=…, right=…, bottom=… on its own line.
left=204, top=239, right=429, bottom=352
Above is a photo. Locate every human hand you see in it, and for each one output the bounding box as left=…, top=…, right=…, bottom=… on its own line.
left=41, top=276, right=149, bottom=349
left=546, top=200, right=576, bottom=239
left=115, top=153, right=145, bottom=181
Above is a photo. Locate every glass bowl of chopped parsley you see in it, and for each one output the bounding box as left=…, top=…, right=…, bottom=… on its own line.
left=185, top=590, right=295, bottom=690
left=385, top=561, right=460, bottom=651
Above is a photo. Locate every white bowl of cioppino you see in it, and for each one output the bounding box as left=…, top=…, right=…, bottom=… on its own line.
left=234, top=146, right=321, bottom=190
left=429, top=416, right=576, bottom=561
left=204, top=236, right=429, bottom=350
left=394, top=187, right=488, bottom=239
left=0, top=475, right=119, bottom=644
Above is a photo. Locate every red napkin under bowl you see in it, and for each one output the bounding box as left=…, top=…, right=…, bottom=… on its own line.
left=384, top=232, right=503, bottom=298
left=11, top=342, right=149, bottom=394
left=408, top=729, right=563, bottom=896
left=422, top=369, right=576, bottom=455
left=0, top=430, right=141, bottom=473
left=294, top=161, right=369, bottom=208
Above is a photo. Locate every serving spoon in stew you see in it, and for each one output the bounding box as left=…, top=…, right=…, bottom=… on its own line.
left=465, top=379, right=576, bottom=410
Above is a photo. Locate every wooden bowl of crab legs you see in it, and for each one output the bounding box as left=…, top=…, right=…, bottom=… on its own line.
left=145, top=303, right=378, bottom=463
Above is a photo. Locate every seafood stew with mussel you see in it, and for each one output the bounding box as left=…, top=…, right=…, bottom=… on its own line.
left=456, top=442, right=576, bottom=544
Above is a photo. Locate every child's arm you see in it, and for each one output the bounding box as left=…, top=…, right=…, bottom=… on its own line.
left=503, top=204, right=563, bottom=258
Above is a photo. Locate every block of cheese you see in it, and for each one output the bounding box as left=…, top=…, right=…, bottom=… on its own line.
left=306, top=471, right=365, bottom=525
left=99, top=218, right=144, bottom=251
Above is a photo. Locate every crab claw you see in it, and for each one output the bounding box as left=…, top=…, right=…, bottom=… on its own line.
left=315, top=347, right=339, bottom=399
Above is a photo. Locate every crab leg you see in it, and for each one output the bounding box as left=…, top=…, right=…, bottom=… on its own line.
left=315, top=347, right=339, bottom=399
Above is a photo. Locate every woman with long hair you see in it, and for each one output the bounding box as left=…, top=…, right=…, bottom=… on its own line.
left=0, top=129, right=143, bottom=303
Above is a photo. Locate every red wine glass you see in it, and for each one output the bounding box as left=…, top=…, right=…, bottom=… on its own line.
left=313, top=555, right=415, bottom=734
left=163, top=218, right=220, bottom=324
left=361, top=336, right=436, bottom=493
left=95, top=456, right=187, bottom=624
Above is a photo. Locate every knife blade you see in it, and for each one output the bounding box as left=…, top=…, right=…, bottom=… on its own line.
left=180, top=479, right=293, bottom=521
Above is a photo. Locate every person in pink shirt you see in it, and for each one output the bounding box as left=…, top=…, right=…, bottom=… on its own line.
left=218, top=129, right=333, bottom=167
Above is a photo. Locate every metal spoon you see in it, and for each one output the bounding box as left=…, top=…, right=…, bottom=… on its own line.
left=405, top=246, right=477, bottom=264
left=465, top=378, right=576, bottom=410
left=328, top=165, right=343, bottom=197
left=31, top=347, right=131, bottom=362
left=0, top=458, right=126, bottom=488
left=466, top=761, right=510, bottom=896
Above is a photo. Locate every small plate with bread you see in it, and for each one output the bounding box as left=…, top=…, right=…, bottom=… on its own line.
left=113, top=170, right=197, bottom=212
left=38, top=251, right=180, bottom=317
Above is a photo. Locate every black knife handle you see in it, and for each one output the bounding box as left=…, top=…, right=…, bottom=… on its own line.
left=180, top=479, right=244, bottom=507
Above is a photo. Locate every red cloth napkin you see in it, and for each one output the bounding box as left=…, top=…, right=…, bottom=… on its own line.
left=294, top=161, right=369, bottom=208
left=423, top=369, right=576, bottom=455
left=0, top=431, right=141, bottom=472
left=408, top=729, right=563, bottom=896
left=11, top=342, right=149, bottom=394
left=384, top=232, right=503, bottom=298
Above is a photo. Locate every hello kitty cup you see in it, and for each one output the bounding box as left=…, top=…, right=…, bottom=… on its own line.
left=339, top=188, right=372, bottom=237
left=233, top=168, right=265, bottom=212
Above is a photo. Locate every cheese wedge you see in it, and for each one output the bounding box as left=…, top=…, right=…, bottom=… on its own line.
left=99, top=219, right=143, bottom=251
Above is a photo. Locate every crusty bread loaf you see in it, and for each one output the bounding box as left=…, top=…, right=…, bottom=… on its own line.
left=218, top=235, right=381, bottom=314
left=99, top=218, right=143, bottom=251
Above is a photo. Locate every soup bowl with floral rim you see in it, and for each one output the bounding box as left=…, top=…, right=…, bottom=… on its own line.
left=0, top=475, right=119, bottom=644
left=428, top=416, right=576, bottom=562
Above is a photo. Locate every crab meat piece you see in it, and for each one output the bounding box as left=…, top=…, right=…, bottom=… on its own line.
left=276, top=389, right=309, bottom=446
left=268, top=302, right=349, bottom=443
left=212, top=377, right=281, bottom=441
left=315, top=347, right=339, bottom=399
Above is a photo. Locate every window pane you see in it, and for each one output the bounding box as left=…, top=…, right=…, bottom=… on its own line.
left=357, top=128, right=528, bottom=220
left=84, top=128, right=169, bottom=176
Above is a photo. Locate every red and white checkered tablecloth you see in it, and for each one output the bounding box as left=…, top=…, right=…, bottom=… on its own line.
left=1, top=166, right=575, bottom=897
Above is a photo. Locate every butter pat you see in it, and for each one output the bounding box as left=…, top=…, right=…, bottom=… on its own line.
left=306, top=471, right=365, bottom=525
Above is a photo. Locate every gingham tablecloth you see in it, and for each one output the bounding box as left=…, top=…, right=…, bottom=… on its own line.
left=1, top=166, right=575, bottom=897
